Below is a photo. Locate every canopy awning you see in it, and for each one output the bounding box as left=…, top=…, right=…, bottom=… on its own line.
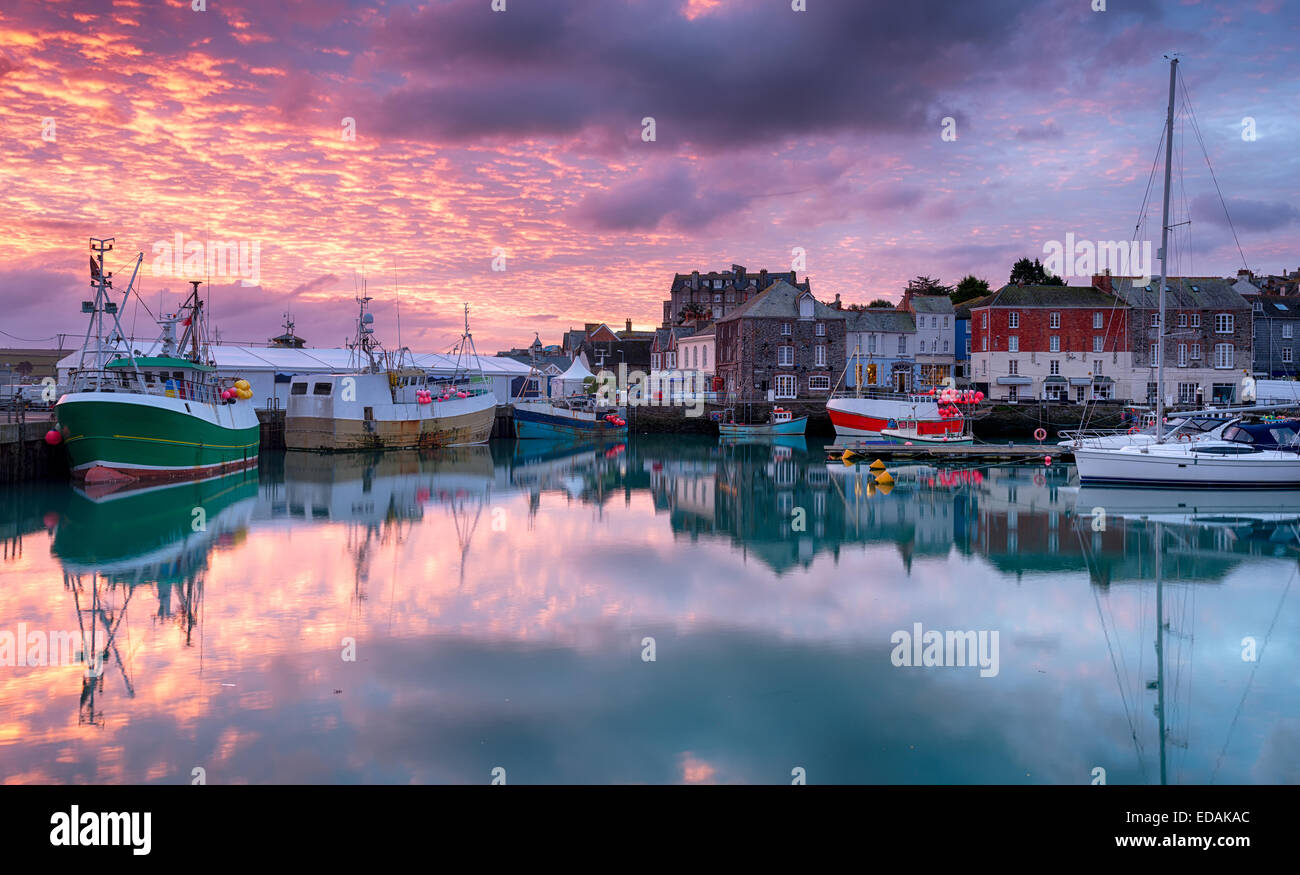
left=996, top=375, right=1033, bottom=385
left=1090, top=376, right=1114, bottom=384
left=1042, top=375, right=1067, bottom=383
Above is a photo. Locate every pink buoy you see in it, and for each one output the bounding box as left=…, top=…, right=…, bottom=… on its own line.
left=1044, top=455, right=1052, bottom=466
left=44, top=429, right=61, bottom=445
left=904, top=441, right=913, bottom=446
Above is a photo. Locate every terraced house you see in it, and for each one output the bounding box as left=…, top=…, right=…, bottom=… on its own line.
left=1111, top=275, right=1254, bottom=406
left=969, top=281, right=1131, bottom=402
left=714, top=280, right=846, bottom=400
left=1241, top=292, right=1300, bottom=378
left=662, top=264, right=808, bottom=327
left=843, top=307, right=916, bottom=392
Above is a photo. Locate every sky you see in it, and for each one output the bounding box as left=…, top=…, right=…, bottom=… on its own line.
left=1, top=0, right=1298, bottom=355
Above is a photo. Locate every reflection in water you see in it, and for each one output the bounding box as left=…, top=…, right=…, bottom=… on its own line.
left=0, top=436, right=1297, bottom=784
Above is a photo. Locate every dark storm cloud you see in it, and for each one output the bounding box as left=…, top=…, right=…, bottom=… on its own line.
left=369, top=0, right=1036, bottom=149
left=1192, top=194, right=1300, bottom=233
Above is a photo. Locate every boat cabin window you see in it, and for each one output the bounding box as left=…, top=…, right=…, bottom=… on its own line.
left=174, top=371, right=185, bottom=380
left=1268, top=427, right=1299, bottom=446
left=1192, top=445, right=1258, bottom=455
left=313, top=382, right=333, bottom=395
left=1222, top=426, right=1250, bottom=443
left=291, top=383, right=308, bottom=395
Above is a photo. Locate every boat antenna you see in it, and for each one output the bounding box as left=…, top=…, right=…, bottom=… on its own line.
left=1155, top=54, right=1178, bottom=442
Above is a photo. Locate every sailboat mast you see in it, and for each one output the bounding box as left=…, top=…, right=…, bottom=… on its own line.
left=1155, top=56, right=1178, bottom=441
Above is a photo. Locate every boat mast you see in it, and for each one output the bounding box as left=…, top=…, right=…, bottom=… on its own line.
left=1155, top=56, right=1178, bottom=441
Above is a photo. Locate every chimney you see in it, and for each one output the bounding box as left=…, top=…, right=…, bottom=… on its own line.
left=1092, top=269, right=1113, bottom=294
left=832, top=293, right=841, bottom=310
left=691, top=270, right=700, bottom=290
left=732, top=264, right=746, bottom=283
left=625, top=318, right=632, bottom=333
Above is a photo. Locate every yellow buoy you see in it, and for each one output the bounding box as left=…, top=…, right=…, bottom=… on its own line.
left=841, top=449, right=857, bottom=462
left=870, top=458, right=886, bottom=470
left=875, top=481, right=894, bottom=496
left=874, top=470, right=894, bottom=485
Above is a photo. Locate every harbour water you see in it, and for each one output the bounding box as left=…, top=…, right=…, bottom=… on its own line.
left=1, top=436, right=1297, bottom=784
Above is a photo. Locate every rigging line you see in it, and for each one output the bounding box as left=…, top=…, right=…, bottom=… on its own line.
left=1085, top=538, right=1150, bottom=782
left=1210, top=549, right=1297, bottom=783
left=0, top=329, right=62, bottom=342
left=1178, top=67, right=1249, bottom=271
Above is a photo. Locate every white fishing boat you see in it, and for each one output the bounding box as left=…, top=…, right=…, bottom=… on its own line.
left=285, top=300, right=496, bottom=451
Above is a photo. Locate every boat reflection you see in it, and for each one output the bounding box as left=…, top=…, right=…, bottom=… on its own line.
left=1, top=436, right=1296, bottom=783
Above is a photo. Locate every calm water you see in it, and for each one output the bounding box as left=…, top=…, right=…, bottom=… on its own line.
left=1, top=436, right=1297, bottom=784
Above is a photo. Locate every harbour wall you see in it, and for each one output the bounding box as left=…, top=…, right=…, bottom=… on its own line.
left=0, top=420, right=68, bottom=483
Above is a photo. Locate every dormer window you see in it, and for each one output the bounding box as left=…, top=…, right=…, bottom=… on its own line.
left=798, top=294, right=814, bottom=321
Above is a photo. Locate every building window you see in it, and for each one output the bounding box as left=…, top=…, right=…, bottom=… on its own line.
left=1285, top=347, right=1294, bottom=364
left=714, top=293, right=722, bottom=303
left=808, top=375, right=831, bottom=391
left=1093, top=360, right=1103, bottom=375
left=1191, top=343, right=1201, bottom=360
left=702, top=347, right=708, bottom=368
left=815, top=322, right=826, bottom=337
left=1178, top=382, right=1198, bottom=404
left=815, top=345, right=827, bottom=367
left=1150, top=313, right=1159, bottom=327
left=1008, top=386, right=1019, bottom=403
left=1093, top=312, right=1103, bottom=329
left=778, top=346, right=794, bottom=367
left=867, top=334, right=878, bottom=354
left=943, top=316, right=949, bottom=328
left=898, top=336, right=906, bottom=355
left=931, top=316, right=938, bottom=328
left=1150, top=342, right=1159, bottom=366
left=666, top=352, right=676, bottom=369
left=1177, top=343, right=1187, bottom=367
left=1178, top=313, right=1187, bottom=328
left=1215, top=313, right=1234, bottom=334
left=1093, top=335, right=1104, bottom=353
left=1008, top=336, right=1019, bottom=353
left=1212, top=383, right=1234, bottom=404
left=982, top=359, right=988, bottom=377
left=1049, top=312, right=1060, bottom=329
left=1008, top=360, right=1018, bottom=375
left=651, top=353, right=660, bottom=369
left=1285, top=324, right=1295, bottom=340
left=981, top=312, right=988, bottom=328
left=1049, top=360, right=1060, bottom=375
left=1049, top=336, right=1060, bottom=353
left=781, top=322, right=792, bottom=336
left=775, top=375, right=797, bottom=398
left=982, top=336, right=988, bottom=351
left=942, top=340, right=949, bottom=352
left=1214, top=343, right=1234, bottom=369
left=1008, top=312, right=1019, bottom=329
left=1254, top=300, right=1264, bottom=312
left=1191, top=313, right=1201, bottom=328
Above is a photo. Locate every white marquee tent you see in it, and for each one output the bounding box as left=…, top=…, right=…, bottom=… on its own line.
left=549, top=357, right=594, bottom=398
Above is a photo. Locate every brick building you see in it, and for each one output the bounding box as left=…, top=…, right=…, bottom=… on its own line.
left=715, top=280, right=846, bottom=400
left=969, top=283, right=1131, bottom=402
left=662, top=264, right=808, bottom=327
left=1241, top=293, right=1300, bottom=378
left=1111, top=276, right=1254, bottom=406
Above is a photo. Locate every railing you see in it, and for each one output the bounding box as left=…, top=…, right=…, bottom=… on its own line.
left=69, top=370, right=223, bottom=406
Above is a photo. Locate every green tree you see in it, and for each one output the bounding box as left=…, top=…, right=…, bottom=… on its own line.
left=846, top=299, right=896, bottom=311
left=1009, top=257, right=1064, bottom=286
left=950, top=275, right=990, bottom=306
left=905, top=275, right=953, bottom=296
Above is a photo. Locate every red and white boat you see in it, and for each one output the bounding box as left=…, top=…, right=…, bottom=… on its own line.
left=827, top=388, right=983, bottom=444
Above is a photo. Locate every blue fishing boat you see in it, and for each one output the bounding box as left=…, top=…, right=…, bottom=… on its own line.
left=717, top=407, right=808, bottom=436
left=513, top=397, right=628, bottom=441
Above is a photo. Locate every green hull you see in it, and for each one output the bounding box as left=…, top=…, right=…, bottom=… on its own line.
left=57, top=396, right=261, bottom=480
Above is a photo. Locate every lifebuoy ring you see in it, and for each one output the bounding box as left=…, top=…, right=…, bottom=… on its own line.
left=1033, top=427, right=1047, bottom=442
left=1128, top=426, right=1140, bottom=435
left=1178, top=432, right=1191, bottom=442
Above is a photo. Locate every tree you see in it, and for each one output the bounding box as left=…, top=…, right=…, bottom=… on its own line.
left=950, top=275, right=990, bottom=306
left=846, top=299, right=896, bottom=311
left=905, top=275, right=953, bottom=296
left=1009, top=257, right=1065, bottom=286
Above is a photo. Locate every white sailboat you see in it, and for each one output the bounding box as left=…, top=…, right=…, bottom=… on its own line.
left=1072, top=57, right=1300, bottom=488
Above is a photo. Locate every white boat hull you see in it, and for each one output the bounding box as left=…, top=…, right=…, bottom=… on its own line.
left=1073, top=446, right=1300, bottom=488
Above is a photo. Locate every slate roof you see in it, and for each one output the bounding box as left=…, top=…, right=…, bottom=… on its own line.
left=980, top=284, right=1120, bottom=308
left=1243, top=294, right=1300, bottom=319
left=907, top=294, right=955, bottom=314
left=952, top=295, right=992, bottom=319
left=1111, top=276, right=1251, bottom=310
left=716, top=280, right=847, bottom=323
left=845, top=309, right=916, bottom=333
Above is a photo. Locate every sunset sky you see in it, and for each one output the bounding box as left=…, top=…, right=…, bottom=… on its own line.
left=2, top=0, right=1298, bottom=354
